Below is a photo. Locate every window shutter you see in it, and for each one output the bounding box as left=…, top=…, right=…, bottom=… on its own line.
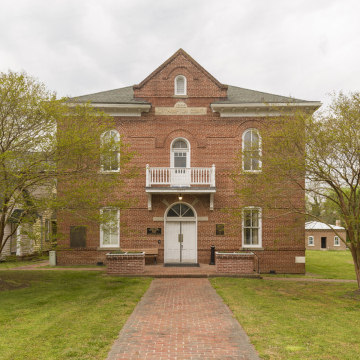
left=70, top=226, right=86, bottom=248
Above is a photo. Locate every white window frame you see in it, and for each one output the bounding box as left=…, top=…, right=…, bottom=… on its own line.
left=100, top=208, right=120, bottom=248
left=308, top=236, right=314, bottom=246
left=170, top=138, right=190, bottom=168
left=174, top=75, right=187, bottom=95
left=334, top=236, right=340, bottom=246
left=100, top=130, right=120, bottom=172
left=242, top=128, right=262, bottom=172
left=242, top=207, right=262, bottom=248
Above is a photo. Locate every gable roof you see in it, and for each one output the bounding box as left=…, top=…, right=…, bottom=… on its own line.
left=70, top=86, right=150, bottom=105
left=71, top=84, right=316, bottom=105
left=213, top=85, right=315, bottom=104
left=305, top=221, right=345, bottom=230
left=133, top=48, right=228, bottom=91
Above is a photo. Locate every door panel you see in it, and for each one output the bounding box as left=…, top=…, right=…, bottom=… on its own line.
left=164, top=222, right=180, bottom=263
left=181, top=222, right=196, bottom=263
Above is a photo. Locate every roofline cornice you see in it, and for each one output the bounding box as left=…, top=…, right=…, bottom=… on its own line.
left=69, top=103, right=152, bottom=117
left=210, top=102, right=322, bottom=117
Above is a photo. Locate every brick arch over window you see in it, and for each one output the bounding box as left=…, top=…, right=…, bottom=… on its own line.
left=162, top=129, right=199, bottom=150
left=152, top=195, right=208, bottom=218
left=166, top=66, right=196, bottom=81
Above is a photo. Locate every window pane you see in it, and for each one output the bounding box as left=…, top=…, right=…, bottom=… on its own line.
left=252, top=210, right=259, bottom=227
left=181, top=205, right=194, bottom=217
left=103, top=228, right=110, bottom=245
left=110, top=151, right=119, bottom=171
left=252, top=228, right=259, bottom=245
left=174, top=155, right=187, bottom=167
left=110, top=231, right=118, bottom=244
left=251, top=152, right=260, bottom=170
left=244, top=131, right=251, bottom=150
left=245, top=228, right=251, bottom=244
left=243, top=153, right=251, bottom=170
left=168, top=204, right=181, bottom=217
left=252, top=131, right=259, bottom=148
left=244, top=210, right=251, bottom=227
left=173, top=140, right=187, bottom=149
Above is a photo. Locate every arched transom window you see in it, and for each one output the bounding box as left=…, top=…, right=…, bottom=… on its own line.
left=101, top=130, right=120, bottom=171
left=167, top=203, right=195, bottom=218
left=175, top=75, right=187, bottom=95
left=171, top=139, right=190, bottom=168
left=243, top=129, right=261, bottom=171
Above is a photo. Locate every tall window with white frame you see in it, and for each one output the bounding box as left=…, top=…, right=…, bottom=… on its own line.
left=101, top=130, right=120, bottom=172
left=175, top=75, right=186, bottom=95
left=171, top=139, right=190, bottom=168
left=243, top=208, right=261, bottom=247
left=100, top=208, right=119, bottom=247
left=334, top=236, right=340, bottom=246
left=308, top=236, right=314, bottom=246
left=243, top=129, right=261, bottom=171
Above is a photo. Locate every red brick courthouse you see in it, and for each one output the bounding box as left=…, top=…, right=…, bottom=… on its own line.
left=57, top=49, right=321, bottom=273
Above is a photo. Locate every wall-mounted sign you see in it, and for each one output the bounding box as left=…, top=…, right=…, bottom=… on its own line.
left=147, top=227, right=162, bottom=235
left=155, top=101, right=207, bottom=116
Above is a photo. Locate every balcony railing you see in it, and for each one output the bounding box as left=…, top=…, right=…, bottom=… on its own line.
left=146, top=165, right=215, bottom=187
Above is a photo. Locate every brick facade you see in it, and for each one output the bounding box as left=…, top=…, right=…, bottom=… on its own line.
left=57, top=49, right=311, bottom=274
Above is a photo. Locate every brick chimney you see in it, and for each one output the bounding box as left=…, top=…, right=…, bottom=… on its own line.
left=335, top=220, right=341, bottom=227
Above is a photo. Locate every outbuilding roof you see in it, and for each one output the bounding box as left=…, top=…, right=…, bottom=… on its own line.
left=305, top=221, right=345, bottom=230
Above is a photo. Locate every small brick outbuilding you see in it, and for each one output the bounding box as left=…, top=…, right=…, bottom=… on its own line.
left=305, top=221, right=347, bottom=250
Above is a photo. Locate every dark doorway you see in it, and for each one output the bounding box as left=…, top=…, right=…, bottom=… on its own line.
left=321, top=237, right=327, bottom=249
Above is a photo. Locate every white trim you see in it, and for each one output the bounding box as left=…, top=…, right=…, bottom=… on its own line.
left=70, top=103, right=151, bottom=117
left=334, top=236, right=340, bottom=246
left=99, top=208, right=120, bottom=248
left=242, top=128, right=261, bottom=172
left=308, top=236, right=314, bottom=246
left=242, top=207, right=262, bottom=248
left=100, top=130, right=120, bottom=173
left=210, top=102, right=322, bottom=117
left=170, top=137, right=191, bottom=168
left=175, top=75, right=187, bottom=95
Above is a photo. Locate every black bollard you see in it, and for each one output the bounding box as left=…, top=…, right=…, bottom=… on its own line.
left=209, top=245, right=215, bottom=265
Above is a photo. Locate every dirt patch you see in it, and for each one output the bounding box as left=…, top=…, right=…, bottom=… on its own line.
left=343, top=289, right=360, bottom=300
left=0, top=278, right=29, bottom=291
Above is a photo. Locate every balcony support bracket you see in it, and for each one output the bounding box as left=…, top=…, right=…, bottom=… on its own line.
left=147, top=193, right=152, bottom=211
left=210, top=193, right=214, bottom=211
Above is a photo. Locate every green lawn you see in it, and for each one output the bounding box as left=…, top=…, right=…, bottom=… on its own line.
left=0, top=271, right=151, bottom=360
left=211, top=278, right=360, bottom=360
left=306, top=250, right=356, bottom=280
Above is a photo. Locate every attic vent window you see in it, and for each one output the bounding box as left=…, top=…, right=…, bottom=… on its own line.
left=175, top=75, right=186, bottom=95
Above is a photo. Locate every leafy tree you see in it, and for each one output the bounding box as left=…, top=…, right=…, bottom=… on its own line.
left=232, top=92, right=360, bottom=288
left=0, top=70, right=137, bottom=258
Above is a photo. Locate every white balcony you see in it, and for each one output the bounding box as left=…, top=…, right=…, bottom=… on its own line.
left=146, top=165, right=215, bottom=187
left=145, top=165, right=216, bottom=211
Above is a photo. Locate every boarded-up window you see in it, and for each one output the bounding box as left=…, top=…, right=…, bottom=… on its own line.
left=70, top=226, right=86, bottom=248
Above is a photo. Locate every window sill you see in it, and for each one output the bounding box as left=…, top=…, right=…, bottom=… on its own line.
left=172, top=95, right=188, bottom=98
left=240, top=246, right=264, bottom=251
left=308, top=244, right=315, bottom=246
left=242, top=170, right=262, bottom=174
left=97, top=247, right=121, bottom=251
left=99, top=170, right=120, bottom=174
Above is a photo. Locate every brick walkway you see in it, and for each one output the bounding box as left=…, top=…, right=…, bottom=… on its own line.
left=107, top=278, right=261, bottom=360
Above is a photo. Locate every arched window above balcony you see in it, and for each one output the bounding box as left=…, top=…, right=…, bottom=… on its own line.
left=171, top=138, right=190, bottom=168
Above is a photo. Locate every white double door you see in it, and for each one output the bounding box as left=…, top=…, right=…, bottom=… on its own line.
left=164, top=221, right=197, bottom=263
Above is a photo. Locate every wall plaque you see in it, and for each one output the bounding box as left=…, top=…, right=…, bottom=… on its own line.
left=155, top=101, right=207, bottom=116
left=147, top=227, right=162, bottom=235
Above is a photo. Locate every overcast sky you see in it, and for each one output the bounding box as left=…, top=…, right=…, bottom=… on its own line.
left=1, top=0, right=359, bottom=107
